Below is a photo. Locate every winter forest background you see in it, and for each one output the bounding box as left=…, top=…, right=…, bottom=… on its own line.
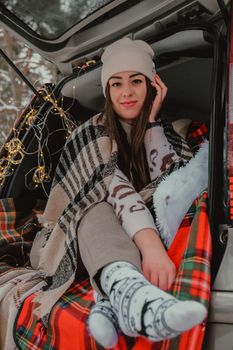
left=0, top=28, right=56, bottom=144
left=0, top=0, right=110, bottom=144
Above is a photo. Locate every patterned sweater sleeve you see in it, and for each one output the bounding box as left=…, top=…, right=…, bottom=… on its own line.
left=144, top=121, right=193, bottom=181
left=107, top=167, right=157, bottom=239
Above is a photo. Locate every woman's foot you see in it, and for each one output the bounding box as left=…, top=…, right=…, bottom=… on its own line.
left=88, top=295, right=119, bottom=348
left=100, top=261, right=207, bottom=341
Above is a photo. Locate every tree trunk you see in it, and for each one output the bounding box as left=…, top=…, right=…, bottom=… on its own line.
left=3, top=30, right=22, bottom=109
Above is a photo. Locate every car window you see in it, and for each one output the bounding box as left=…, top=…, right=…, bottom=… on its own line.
left=0, top=0, right=114, bottom=39
left=0, top=28, right=56, bottom=144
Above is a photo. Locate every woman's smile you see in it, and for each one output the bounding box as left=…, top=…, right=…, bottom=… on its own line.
left=120, top=100, right=138, bottom=108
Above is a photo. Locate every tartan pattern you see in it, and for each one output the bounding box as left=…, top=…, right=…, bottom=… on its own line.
left=14, top=191, right=211, bottom=350
left=0, top=197, right=43, bottom=274
left=186, top=121, right=209, bottom=152
left=159, top=191, right=211, bottom=350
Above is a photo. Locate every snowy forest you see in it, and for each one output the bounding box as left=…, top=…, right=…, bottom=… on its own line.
left=0, top=29, right=56, bottom=145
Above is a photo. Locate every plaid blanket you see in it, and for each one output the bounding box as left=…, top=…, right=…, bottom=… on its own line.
left=14, top=191, right=211, bottom=350
left=0, top=197, right=44, bottom=275
left=0, top=197, right=45, bottom=350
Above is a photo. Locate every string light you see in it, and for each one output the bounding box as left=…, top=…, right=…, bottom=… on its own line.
left=0, top=57, right=94, bottom=190
left=32, top=165, right=50, bottom=185
left=73, top=59, right=96, bottom=71
left=5, top=137, right=25, bottom=164
left=0, top=84, right=78, bottom=191
left=39, top=87, right=76, bottom=137
left=25, top=108, right=37, bottom=126
left=0, top=137, right=25, bottom=185
left=0, top=158, right=11, bottom=185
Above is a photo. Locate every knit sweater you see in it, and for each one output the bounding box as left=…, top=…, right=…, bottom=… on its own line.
left=107, top=121, right=187, bottom=239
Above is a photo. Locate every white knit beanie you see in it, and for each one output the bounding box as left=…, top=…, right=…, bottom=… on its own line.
left=101, top=37, right=156, bottom=96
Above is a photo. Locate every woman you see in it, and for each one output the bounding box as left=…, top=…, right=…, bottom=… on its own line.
left=72, top=37, right=208, bottom=347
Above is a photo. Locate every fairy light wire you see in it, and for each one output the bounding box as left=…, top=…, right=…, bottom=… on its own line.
left=0, top=85, right=78, bottom=192
left=0, top=59, right=96, bottom=192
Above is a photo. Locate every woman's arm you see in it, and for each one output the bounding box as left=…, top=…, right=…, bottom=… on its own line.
left=134, top=228, right=176, bottom=290
left=107, top=167, right=176, bottom=290
left=145, top=75, right=193, bottom=181
left=144, top=123, right=184, bottom=181
left=107, top=167, right=156, bottom=239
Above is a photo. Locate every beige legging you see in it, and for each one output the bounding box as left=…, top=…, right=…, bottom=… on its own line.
left=78, top=201, right=142, bottom=294
left=30, top=201, right=142, bottom=295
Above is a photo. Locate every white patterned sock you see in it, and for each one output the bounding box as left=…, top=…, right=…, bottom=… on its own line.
left=88, top=293, right=119, bottom=348
left=100, top=261, right=207, bottom=341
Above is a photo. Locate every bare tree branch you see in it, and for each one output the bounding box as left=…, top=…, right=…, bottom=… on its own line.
left=3, top=30, right=22, bottom=108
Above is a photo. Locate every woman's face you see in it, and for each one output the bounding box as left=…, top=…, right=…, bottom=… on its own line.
left=109, top=71, right=147, bottom=124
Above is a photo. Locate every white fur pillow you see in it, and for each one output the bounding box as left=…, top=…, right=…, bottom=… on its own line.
left=153, top=140, right=209, bottom=247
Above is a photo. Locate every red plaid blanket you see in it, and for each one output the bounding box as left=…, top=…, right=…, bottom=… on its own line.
left=13, top=191, right=211, bottom=350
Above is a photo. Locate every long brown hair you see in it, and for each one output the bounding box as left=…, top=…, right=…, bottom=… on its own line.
left=104, top=77, right=156, bottom=191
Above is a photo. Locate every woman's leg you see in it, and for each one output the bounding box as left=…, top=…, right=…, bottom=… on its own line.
left=100, top=261, right=207, bottom=341
left=78, top=202, right=207, bottom=344
left=78, top=201, right=142, bottom=347
left=78, top=201, right=142, bottom=294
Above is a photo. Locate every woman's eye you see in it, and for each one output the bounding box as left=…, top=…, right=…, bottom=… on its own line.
left=132, top=79, right=142, bottom=84
left=111, top=82, right=121, bottom=87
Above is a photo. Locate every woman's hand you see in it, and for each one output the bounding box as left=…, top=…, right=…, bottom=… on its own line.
left=148, top=74, right=168, bottom=122
left=134, top=228, right=176, bottom=291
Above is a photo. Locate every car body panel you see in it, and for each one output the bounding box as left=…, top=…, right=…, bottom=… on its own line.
left=0, top=0, right=227, bottom=74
